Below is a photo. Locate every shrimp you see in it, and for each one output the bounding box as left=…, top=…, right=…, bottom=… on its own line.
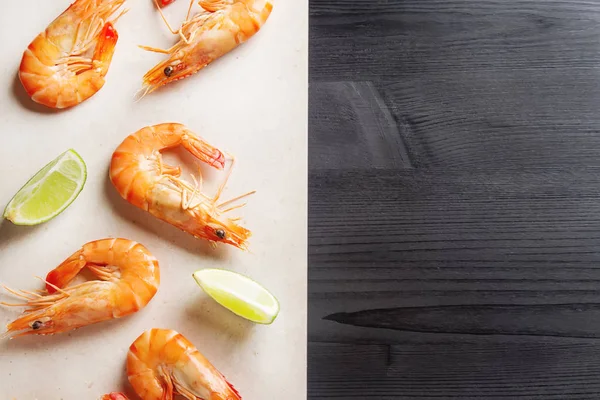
left=136, top=0, right=273, bottom=97
left=109, top=123, right=254, bottom=249
left=1, top=238, right=159, bottom=338
left=18, top=0, right=127, bottom=109
left=127, top=328, right=242, bottom=400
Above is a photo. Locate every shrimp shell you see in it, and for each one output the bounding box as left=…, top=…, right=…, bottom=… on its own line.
left=1, top=238, right=159, bottom=338
left=109, top=123, right=253, bottom=249
left=137, top=0, right=273, bottom=97
left=18, top=0, right=127, bottom=109
left=126, top=328, right=242, bottom=400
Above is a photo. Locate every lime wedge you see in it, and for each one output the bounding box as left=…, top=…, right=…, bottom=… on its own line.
left=3, top=149, right=87, bottom=225
left=192, top=269, right=280, bottom=324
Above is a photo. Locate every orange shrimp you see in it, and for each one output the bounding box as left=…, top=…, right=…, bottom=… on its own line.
left=136, top=0, right=273, bottom=97
left=1, top=238, right=159, bottom=338
left=109, top=123, right=254, bottom=249
left=127, top=328, right=242, bottom=400
left=18, top=0, right=127, bottom=109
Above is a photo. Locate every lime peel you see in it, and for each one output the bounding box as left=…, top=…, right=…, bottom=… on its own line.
left=3, top=149, right=87, bottom=225
left=192, top=268, right=280, bottom=325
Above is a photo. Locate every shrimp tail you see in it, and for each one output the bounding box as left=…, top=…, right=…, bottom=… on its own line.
left=45, top=250, right=86, bottom=294
left=181, top=131, right=226, bottom=169
left=93, top=22, right=119, bottom=76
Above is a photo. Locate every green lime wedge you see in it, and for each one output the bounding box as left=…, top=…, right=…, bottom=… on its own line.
left=3, top=149, right=87, bottom=225
left=193, top=269, right=280, bottom=324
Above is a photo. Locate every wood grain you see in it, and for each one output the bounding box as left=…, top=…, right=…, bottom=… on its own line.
left=308, top=0, right=600, bottom=398
left=310, top=82, right=412, bottom=170
left=310, top=0, right=600, bottom=80
left=309, top=341, right=600, bottom=399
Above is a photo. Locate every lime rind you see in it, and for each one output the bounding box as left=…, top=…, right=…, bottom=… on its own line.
left=193, top=269, right=280, bottom=325
left=3, top=149, right=87, bottom=225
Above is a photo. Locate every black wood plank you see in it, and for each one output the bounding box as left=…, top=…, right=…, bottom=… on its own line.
left=309, top=169, right=600, bottom=341
left=308, top=0, right=600, bottom=398
left=309, top=341, right=600, bottom=399
left=309, top=0, right=600, bottom=170
left=310, top=0, right=600, bottom=81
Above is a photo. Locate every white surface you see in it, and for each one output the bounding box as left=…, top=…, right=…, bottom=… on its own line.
left=0, top=0, right=307, bottom=398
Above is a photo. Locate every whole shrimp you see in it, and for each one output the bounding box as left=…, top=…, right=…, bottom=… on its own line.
left=1, top=238, right=159, bottom=338
left=109, top=123, right=254, bottom=249
left=136, top=0, right=273, bottom=97
left=18, top=0, right=127, bottom=109
left=127, top=328, right=242, bottom=400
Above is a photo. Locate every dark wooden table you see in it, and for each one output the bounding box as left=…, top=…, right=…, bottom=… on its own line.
left=308, top=1, right=600, bottom=398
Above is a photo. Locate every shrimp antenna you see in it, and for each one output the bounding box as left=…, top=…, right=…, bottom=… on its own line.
left=0, top=285, right=37, bottom=301
left=0, top=329, right=15, bottom=340
left=217, top=190, right=256, bottom=209
left=31, top=275, right=72, bottom=297
left=112, top=6, right=130, bottom=24
left=153, top=0, right=182, bottom=35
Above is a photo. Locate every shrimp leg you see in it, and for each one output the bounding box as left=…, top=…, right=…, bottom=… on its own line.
left=212, top=155, right=256, bottom=210
left=55, top=22, right=119, bottom=105
left=152, top=0, right=183, bottom=35
left=158, top=157, right=182, bottom=176
left=151, top=0, right=198, bottom=44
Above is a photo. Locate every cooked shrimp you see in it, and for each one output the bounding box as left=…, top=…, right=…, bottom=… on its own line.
left=136, top=0, right=273, bottom=97
left=109, top=123, right=254, bottom=249
left=127, top=328, right=242, bottom=400
left=1, top=238, right=159, bottom=338
left=18, top=0, right=127, bottom=109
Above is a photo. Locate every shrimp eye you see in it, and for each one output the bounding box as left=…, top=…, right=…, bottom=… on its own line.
left=31, top=320, right=42, bottom=330
left=164, top=66, right=174, bottom=77
left=215, top=229, right=226, bottom=239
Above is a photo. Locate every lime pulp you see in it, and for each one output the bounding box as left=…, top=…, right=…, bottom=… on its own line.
left=3, top=149, right=87, bottom=225
left=192, top=269, right=280, bottom=324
